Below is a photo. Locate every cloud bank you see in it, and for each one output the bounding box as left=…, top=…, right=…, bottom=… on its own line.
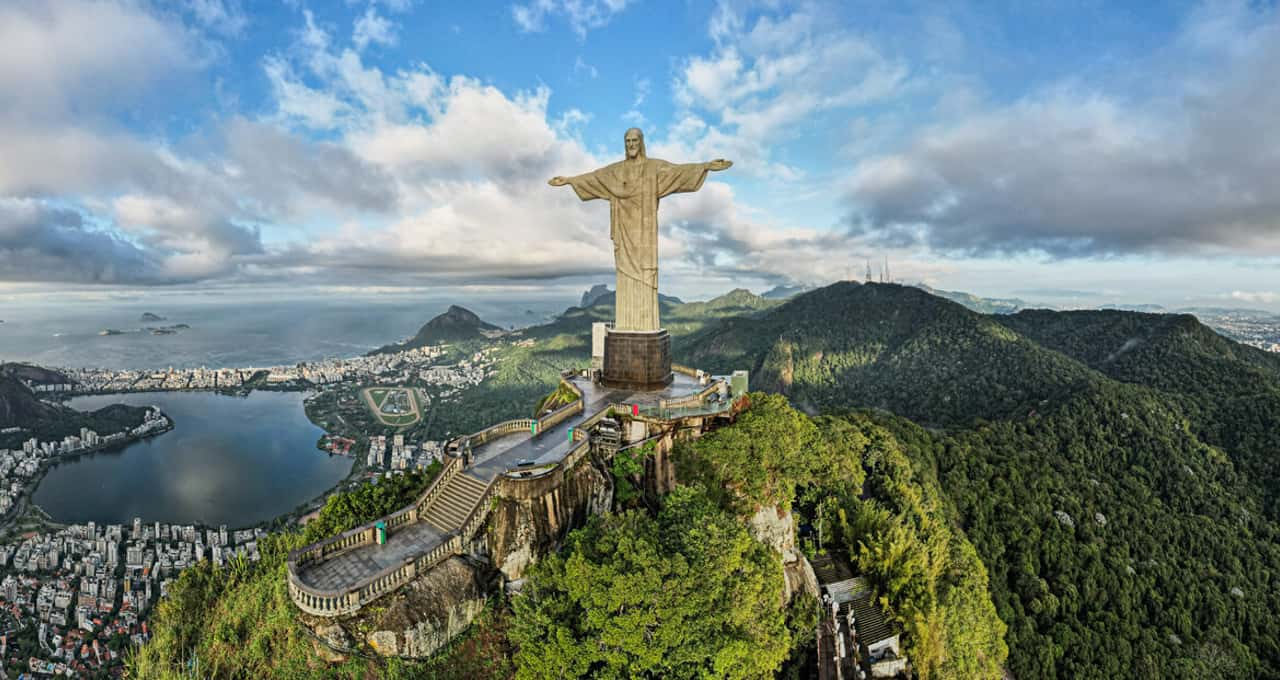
left=846, top=2, right=1280, bottom=258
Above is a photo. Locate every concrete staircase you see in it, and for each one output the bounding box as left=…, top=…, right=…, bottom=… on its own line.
left=421, top=473, right=490, bottom=532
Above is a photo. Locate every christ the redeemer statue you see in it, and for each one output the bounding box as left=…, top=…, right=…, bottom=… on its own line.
left=549, top=128, right=732, bottom=331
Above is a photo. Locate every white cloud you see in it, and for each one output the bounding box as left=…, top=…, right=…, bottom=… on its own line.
left=187, top=0, right=247, bottom=36
left=511, top=0, right=634, bottom=38
left=573, top=55, right=598, bottom=79
left=353, top=6, right=397, bottom=51
left=845, top=3, right=1280, bottom=258
left=632, top=78, right=650, bottom=108
left=264, top=56, right=351, bottom=129
left=1229, top=291, right=1280, bottom=305
left=0, top=0, right=907, bottom=292
left=0, top=0, right=200, bottom=117
left=238, top=10, right=872, bottom=291
left=663, top=3, right=909, bottom=180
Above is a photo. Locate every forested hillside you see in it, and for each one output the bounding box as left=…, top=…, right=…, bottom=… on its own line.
left=683, top=282, right=1097, bottom=424
left=513, top=394, right=1007, bottom=679
left=0, top=373, right=149, bottom=449
left=681, top=283, right=1280, bottom=677
left=997, top=308, right=1280, bottom=520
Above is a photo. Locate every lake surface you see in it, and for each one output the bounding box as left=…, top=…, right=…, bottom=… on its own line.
left=33, top=391, right=352, bottom=529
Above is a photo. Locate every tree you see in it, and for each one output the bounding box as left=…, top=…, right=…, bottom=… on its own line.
left=511, top=486, right=790, bottom=679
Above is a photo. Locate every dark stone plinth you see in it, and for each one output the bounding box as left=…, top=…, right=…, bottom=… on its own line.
left=602, top=329, right=671, bottom=390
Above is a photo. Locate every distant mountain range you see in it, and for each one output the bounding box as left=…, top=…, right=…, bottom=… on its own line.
left=913, top=283, right=1028, bottom=314
left=577, top=284, right=684, bottom=309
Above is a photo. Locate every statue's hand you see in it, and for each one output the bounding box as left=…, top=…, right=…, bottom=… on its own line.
left=548, top=176, right=569, bottom=187
left=707, top=159, right=733, bottom=171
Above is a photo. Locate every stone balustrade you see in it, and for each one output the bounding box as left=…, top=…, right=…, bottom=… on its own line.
left=413, top=457, right=462, bottom=517
left=535, top=374, right=585, bottom=433
left=470, top=419, right=535, bottom=447
left=287, top=371, right=731, bottom=619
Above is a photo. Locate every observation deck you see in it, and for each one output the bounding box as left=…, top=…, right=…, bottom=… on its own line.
left=287, top=367, right=737, bottom=617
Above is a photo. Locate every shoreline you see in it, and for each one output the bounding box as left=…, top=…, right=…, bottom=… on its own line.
left=28, top=390, right=369, bottom=535
left=1, top=418, right=174, bottom=537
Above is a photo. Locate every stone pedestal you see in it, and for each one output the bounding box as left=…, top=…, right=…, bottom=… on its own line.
left=602, top=329, right=671, bottom=390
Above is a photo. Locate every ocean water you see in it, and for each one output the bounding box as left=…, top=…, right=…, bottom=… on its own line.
left=0, top=292, right=574, bottom=371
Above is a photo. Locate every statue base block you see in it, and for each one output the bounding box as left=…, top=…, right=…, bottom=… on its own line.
left=602, top=329, right=671, bottom=390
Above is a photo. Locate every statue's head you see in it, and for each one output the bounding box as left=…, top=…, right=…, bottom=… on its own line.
left=624, top=128, right=645, bottom=160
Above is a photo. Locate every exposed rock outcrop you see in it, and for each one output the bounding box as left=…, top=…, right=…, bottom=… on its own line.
left=748, top=504, right=820, bottom=602
left=748, top=505, right=799, bottom=563
left=303, top=557, right=495, bottom=659
left=488, top=457, right=611, bottom=580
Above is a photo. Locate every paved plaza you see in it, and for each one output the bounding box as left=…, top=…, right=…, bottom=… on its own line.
left=299, top=521, right=445, bottom=590
left=296, top=373, right=709, bottom=591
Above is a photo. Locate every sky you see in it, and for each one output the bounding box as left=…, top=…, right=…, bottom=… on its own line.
left=2, top=0, right=1279, bottom=311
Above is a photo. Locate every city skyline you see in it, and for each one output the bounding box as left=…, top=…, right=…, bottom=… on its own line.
left=2, top=0, right=1279, bottom=310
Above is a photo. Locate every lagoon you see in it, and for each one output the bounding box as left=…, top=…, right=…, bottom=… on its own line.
left=32, top=391, right=352, bottom=529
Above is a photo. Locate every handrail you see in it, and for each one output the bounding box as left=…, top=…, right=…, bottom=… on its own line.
left=288, top=372, right=733, bottom=617
left=457, top=479, right=500, bottom=541
left=671, top=363, right=701, bottom=378
left=288, top=456, right=462, bottom=571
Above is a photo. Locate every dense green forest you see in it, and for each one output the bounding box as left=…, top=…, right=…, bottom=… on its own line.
left=683, top=282, right=1098, bottom=424
left=682, top=283, right=1280, bottom=677
left=509, top=393, right=1006, bottom=679
left=127, top=281, right=1280, bottom=678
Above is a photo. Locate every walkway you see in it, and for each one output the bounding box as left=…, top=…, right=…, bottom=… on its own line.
left=302, top=522, right=444, bottom=591
left=293, top=373, right=709, bottom=593
left=467, top=373, right=704, bottom=478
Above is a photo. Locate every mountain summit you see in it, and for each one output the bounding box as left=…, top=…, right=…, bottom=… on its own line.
left=372, top=305, right=502, bottom=354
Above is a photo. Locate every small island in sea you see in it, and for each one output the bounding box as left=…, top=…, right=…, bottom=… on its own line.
left=100, top=323, right=191, bottom=337
left=140, top=312, right=167, bottom=322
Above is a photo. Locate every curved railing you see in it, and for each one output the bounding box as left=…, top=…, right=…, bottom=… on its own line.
left=288, top=372, right=730, bottom=618
left=671, top=363, right=701, bottom=378
left=288, top=473, right=494, bottom=616
left=535, top=373, right=585, bottom=433
left=470, top=419, right=536, bottom=447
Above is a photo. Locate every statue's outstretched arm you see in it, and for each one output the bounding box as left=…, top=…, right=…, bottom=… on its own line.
left=706, top=159, right=732, bottom=171
left=549, top=168, right=611, bottom=201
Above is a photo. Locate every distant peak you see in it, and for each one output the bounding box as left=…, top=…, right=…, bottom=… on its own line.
left=580, top=284, right=612, bottom=308
left=444, top=305, right=480, bottom=318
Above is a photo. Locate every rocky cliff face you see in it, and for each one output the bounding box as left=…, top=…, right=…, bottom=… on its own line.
left=748, top=505, right=799, bottom=563
left=304, top=455, right=612, bottom=660
left=748, top=504, right=820, bottom=603
left=304, top=557, right=496, bottom=660
left=642, top=422, right=819, bottom=606
left=488, top=457, right=611, bottom=581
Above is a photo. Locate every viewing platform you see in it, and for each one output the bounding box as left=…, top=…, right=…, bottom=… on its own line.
left=287, top=367, right=742, bottom=617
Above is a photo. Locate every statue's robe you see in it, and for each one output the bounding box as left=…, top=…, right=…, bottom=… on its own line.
left=564, top=158, right=710, bottom=331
